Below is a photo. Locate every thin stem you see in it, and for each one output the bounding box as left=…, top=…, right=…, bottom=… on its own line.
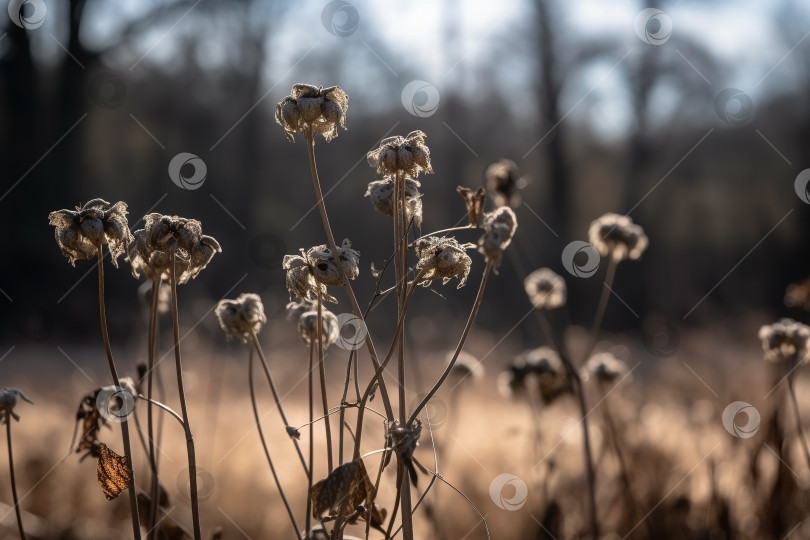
left=6, top=420, right=26, bottom=540
left=409, top=261, right=494, bottom=425
left=169, top=254, right=202, bottom=540
left=304, top=130, right=394, bottom=421
left=147, top=277, right=162, bottom=540
left=248, top=348, right=301, bottom=537
left=394, top=170, right=407, bottom=426
left=410, top=225, right=474, bottom=246
left=338, top=351, right=355, bottom=465
left=249, top=331, right=309, bottom=476
left=787, top=373, right=810, bottom=471
left=97, top=248, right=141, bottom=540
left=137, top=395, right=185, bottom=427
left=306, top=342, right=315, bottom=537
left=317, top=292, right=334, bottom=473
left=537, top=309, right=599, bottom=540
left=585, top=255, right=618, bottom=360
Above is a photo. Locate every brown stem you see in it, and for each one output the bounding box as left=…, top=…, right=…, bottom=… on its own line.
left=147, top=277, right=161, bottom=540
left=248, top=347, right=301, bottom=536
left=169, top=254, right=201, bottom=540
left=306, top=342, right=315, bottom=537
left=6, top=420, right=25, bottom=540
left=787, top=373, right=810, bottom=471
left=249, top=330, right=309, bottom=476
left=304, top=130, right=394, bottom=420
left=317, top=292, right=334, bottom=473
left=408, top=261, right=494, bottom=425
left=97, top=248, right=141, bottom=540
left=584, top=255, right=617, bottom=360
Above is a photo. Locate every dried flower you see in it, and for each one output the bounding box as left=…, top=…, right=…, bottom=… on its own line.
left=510, top=347, right=568, bottom=403
left=588, top=212, right=648, bottom=262
left=367, top=131, right=433, bottom=178
left=138, top=280, right=171, bottom=315
left=216, top=293, right=267, bottom=343
left=447, top=350, right=484, bottom=383
left=414, top=236, right=474, bottom=288
left=457, top=186, right=487, bottom=228
left=297, top=308, right=339, bottom=349
left=758, top=318, right=810, bottom=363
left=785, top=278, right=810, bottom=311
left=48, top=199, right=132, bottom=267
left=516, top=346, right=563, bottom=377
left=306, top=239, right=361, bottom=287
left=524, top=268, right=567, bottom=309
left=275, top=84, right=348, bottom=142
left=128, top=213, right=221, bottom=284
left=282, top=252, right=337, bottom=303
left=286, top=298, right=317, bottom=321
left=582, top=352, right=629, bottom=385
left=477, top=206, right=518, bottom=266
left=0, top=388, right=33, bottom=423
left=484, top=159, right=525, bottom=208
left=365, top=177, right=423, bottom=228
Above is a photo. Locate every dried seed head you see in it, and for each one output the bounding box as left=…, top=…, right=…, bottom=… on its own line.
left=306, top=239, right=361, bottom=287
left=282, top=252, right=338, bottom=303
left=216, top=293, right=267, bottom=343
left=364, top=177, right=423, bottom=228
left=758, top=318, right=810, bottom=363
left=414, top=236, right=474, bottom=289
left=367, top=131, right=433, bottom=178
left=275, top=83, right=349, bottom=142
left=128, top=213, right=221, bottom=284
left=138, top=280, right=171, bottom=315
left=582, top=352, right=629, bottom=386
left=588, top=212, right=648, bottom=262
left=524, top=268, right=567, bottom=309
left=785, top=278, right=810, bottom=311
left=297, top=308, right=339, bottom=349
left=457, top=186, right=487, bottom=227
left=447, top=350, right=484, bottom=383
left=484, top=159, right=524, bottom=208
left=48, top=199, right=132, bottom=267
left=477, top=206, right=518, bottom=266
left=515, top=346, right=563, bottom=377
left=0, top=388, right=33, bottom=423
left=509, top=347, right=568, bottom=404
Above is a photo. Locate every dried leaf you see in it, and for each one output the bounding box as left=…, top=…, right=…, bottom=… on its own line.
left=97, top=443, right=132, bottom=500
left=310, top=460, right=373, bottom=520
left=75, top=389, right=105, bottom=460
left=457, top=186, right=486, bottom=228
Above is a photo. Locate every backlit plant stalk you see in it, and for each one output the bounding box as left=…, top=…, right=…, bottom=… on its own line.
left=1, top=388, right=32, bottom=540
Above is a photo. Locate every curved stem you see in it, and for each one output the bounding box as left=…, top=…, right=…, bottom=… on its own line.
left=249, top=330, right=309, bottom=476
left=147, top=277, right=162, bottom=540
left=137, top=395, right=185, bottom=427
left=787, top=373, right=810, bottom=471
left=584, top=255, right=618, bottom=360
left=408, top=261, right=493, bottom=425
left=169, top=254, right=201, bottom=540
left=248, top=348, right=300, bottom=537
left=317, top=292, right=334, bottom=473
left=305, top=131, right=394, bottom=421
left=410, top=225, right=474, bottom=246
left=97, top=248, right=141, bottom=540
left=6, top=420, right=25, bottom=540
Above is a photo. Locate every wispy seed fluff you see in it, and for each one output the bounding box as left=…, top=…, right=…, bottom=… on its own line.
left=524, top=268, right=567, bottom=310
left=581, top=352, right=629, bottom=386
left=275, top=84, right=348, bottom=142
left=48, top=199, right=132, bottom=267
left=588, top=212, right=648, bottom=262
left=216, top=293, right=267, bottom=343
left=477, top=207, right=518, bottom=266
left=758, top=318, right=810, bottom=363
left=367, top=131, right=433, bottom=178
left=414, top=236, right=474, bottom=289
left=365, top=177, right=423, bottom=228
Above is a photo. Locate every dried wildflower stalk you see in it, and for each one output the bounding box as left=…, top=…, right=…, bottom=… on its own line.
left=1, top=388, right=32, bottom=540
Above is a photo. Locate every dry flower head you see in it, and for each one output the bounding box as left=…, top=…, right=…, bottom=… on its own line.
left=367, top=130, right=433, bottom=178
left=582, top=352, right=629, bottom=386
left=275, top=83, right=349, bottom=142
left=414, top=236, right=474, bottom=289
left=48, top=199, right=132, bottom=267
left=588, top=212, right=648, bottom=262
left=216, top=293, right=267, bottom=343
left=365, top=177, right=423, bottom=228
left=484, top=159, right=525, bottom=208
left=0, top=388, right=33, bottom=423
left=477, top=206, right=518, bottom=266
left=758, top=318, right=810, bottom=363
left=524, top=268, right=567, bottom=310
left=306, top=239, right=361, bottom=287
